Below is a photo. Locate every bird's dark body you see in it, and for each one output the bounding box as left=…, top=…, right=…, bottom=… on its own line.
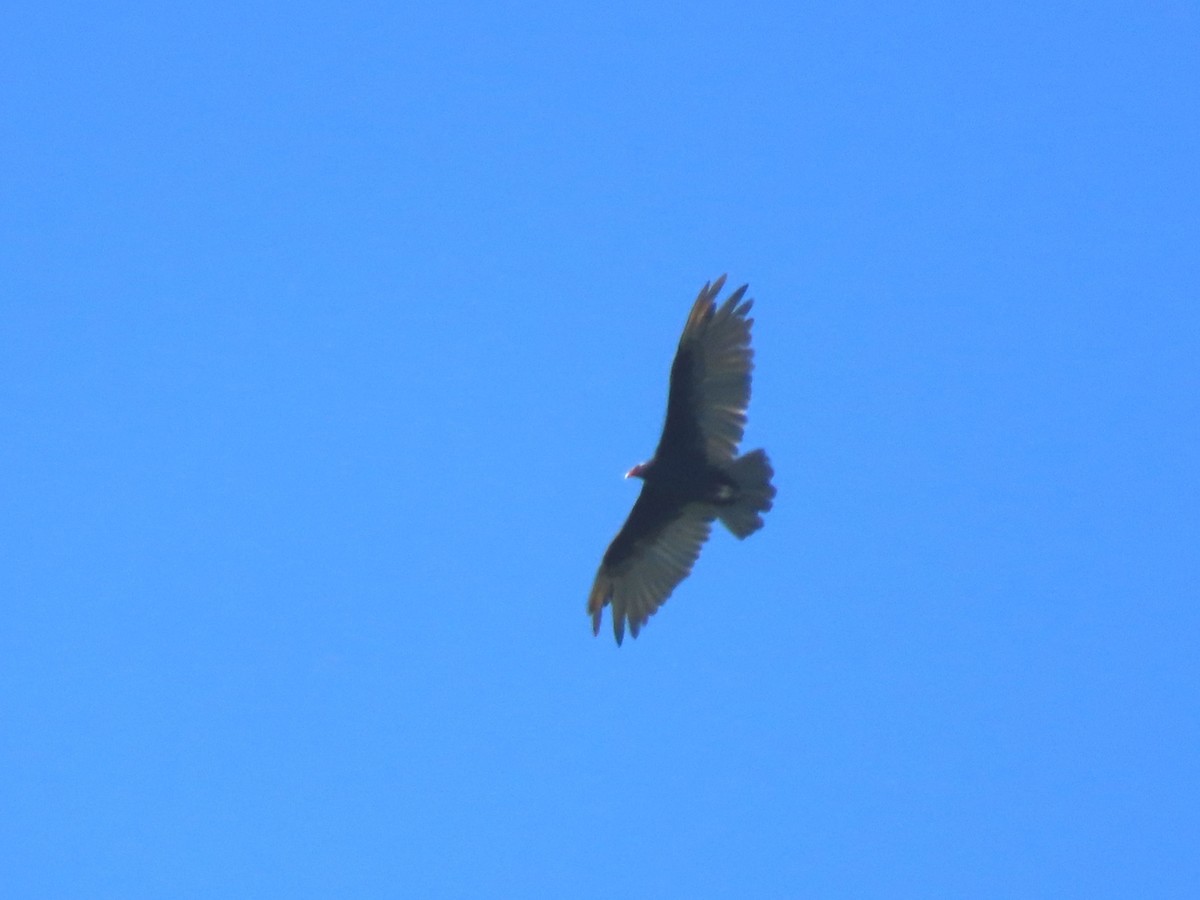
left=601, top=464, right=734, bottom=570
left=587, top=275, right=775, bottom=643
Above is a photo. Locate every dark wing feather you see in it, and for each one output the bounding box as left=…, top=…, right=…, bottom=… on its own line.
left=587, top=486, right=715, bottom=645
left=656, top=274, right=756, bottom=465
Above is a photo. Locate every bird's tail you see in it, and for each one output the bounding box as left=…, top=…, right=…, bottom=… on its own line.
left=717, top=449, right=776, bottom=538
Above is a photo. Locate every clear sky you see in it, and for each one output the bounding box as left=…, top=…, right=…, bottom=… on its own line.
left=2, top=2, right=1197, bottom=897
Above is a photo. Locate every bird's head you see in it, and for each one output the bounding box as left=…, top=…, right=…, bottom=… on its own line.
left=626, top=460, right=654, bottom=480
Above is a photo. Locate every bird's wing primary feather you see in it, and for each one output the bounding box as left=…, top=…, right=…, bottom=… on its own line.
left=656, top=274, right=755, bottom=465
left=588, top=489, right=715, bottom=645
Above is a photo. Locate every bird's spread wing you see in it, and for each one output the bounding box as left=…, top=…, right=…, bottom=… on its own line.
left=656, top=274, right=755, bottom=465
left=588, top=489, right=715, bottom=645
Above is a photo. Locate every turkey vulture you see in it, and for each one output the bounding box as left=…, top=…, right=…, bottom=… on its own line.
left=588, top=275, right=776, bottom=644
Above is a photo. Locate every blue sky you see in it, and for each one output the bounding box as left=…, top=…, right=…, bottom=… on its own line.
left=2, top=2, right=1197, bottom=897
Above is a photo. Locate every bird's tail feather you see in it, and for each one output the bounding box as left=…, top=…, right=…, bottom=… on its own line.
left=717, top=449, right=776, bottom=538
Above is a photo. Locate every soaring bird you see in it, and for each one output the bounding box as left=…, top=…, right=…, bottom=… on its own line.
left=588, top=275, right=775, bottom=644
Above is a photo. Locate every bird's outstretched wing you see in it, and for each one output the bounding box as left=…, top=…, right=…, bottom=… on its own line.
left=655, top=274, right=756, bottom=466
left=587, top=487, right=715, bottom=645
